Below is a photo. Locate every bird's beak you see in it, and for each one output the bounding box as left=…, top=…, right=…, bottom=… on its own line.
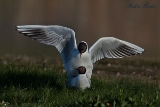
left=80, top=53, right=82, bottom=58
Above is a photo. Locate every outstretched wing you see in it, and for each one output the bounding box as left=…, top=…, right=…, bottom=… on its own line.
left=16, top=25, right=77, bottom=67
left=89, top=37, right=144, bottom=63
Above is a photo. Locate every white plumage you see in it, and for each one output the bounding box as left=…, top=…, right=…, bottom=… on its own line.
left=16, top=25, right=144, bottom=90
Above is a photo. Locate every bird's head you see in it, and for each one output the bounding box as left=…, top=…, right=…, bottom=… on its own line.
left=76, top=66, right=86, bottom=74
left=78, top=41, right=88, bottom=57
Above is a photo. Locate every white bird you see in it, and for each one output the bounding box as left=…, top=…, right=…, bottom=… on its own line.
left=16, top=25, right=144, bottom=90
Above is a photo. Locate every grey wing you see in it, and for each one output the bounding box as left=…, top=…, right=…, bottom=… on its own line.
left=16, top=25, right=77, bottom=66
left=89, top=37, right=144, bottom=63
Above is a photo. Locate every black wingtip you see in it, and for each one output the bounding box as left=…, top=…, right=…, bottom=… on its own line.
left=141, top=49, right=146, bottom=54
left=15, top=26, right=18, bottom=31
left=15, top=25, right=20, bottom=29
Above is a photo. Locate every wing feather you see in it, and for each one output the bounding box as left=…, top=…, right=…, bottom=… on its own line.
left=89, top=37, right=144, bottom=63
left=16, top=25, right=77, bottom=68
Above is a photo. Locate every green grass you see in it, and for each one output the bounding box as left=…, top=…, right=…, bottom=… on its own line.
left=0, top=57, right=160, bottom=107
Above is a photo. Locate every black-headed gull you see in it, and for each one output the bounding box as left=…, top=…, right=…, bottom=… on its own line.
left=66, top=66, right=91, bottom=89
left=16, top=25, right=144, bottom=90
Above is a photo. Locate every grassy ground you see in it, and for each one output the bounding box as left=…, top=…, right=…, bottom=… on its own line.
left=0, top=55, right=160, bottom=107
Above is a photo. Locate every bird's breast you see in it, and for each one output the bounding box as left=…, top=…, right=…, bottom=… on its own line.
left=74, top=52, right=93, bottom=69
left=70, top=74, right=91, bottom=89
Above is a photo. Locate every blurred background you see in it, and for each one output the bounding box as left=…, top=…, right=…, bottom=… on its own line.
left=0, top=0, right=159, bottom=58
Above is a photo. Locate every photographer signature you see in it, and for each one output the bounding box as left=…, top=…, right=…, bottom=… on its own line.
left=127, top=3, right=156, bottom=8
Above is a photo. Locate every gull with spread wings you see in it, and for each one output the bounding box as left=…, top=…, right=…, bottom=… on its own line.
left=16, top=25, right=144, bottom=90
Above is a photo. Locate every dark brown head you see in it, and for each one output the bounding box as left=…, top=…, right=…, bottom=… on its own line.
left=76, top=66, right=86, bottom=74
left=78, top=42, right=87, bottom=57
